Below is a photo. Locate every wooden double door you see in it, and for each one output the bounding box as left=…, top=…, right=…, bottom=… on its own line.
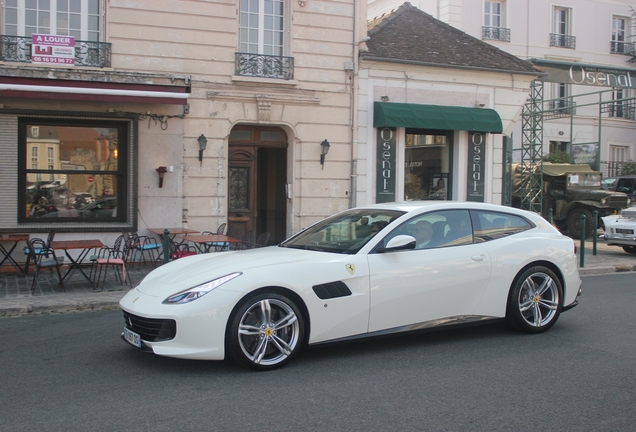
left=228, top=126, right=288, bottom=246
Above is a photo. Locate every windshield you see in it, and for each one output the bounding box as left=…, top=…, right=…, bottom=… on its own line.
left=567, top=173, right=601, bottom=187
left=281, top=208, right=405, bottom=254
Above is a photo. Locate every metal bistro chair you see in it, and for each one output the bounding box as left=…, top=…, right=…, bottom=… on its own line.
left=128, top=232, right=162, bottom=269
left=237, top=230, right=255, bottom=250
left=202, top=222, right=228, bottom=252
left=255, top=232, right=270, bottom=248
left=93, top=234, right=134, bottom=291
left=25, top=238, right=65, bottom=295
left=24, top=230, right=56, bottom=275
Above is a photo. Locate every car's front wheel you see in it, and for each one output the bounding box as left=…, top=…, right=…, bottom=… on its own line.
left=227, top=292, right=304, bottom=371
left=506, top=266, right=562, bottom=333
left=622, top=245, right=636, bottom=254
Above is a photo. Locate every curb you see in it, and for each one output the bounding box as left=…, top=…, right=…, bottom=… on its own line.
left=578, top=264, right=636, bottom=276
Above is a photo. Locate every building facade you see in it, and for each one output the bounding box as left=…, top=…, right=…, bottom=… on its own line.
left=368, top=0, right=636, bottom=175
left=1, top=0, right=364, bottom=246
left=355, top=3, right=540, bottom=206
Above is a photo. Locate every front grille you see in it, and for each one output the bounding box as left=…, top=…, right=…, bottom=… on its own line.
left=123, top=311, right=176, bottom=342
left=606, top=197, right=630, bottom=208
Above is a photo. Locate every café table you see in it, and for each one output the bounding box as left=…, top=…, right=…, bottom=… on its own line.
left=147, top=228, right=199, bottom=240
left=180, top=234, right=241, bottom=253
left=0, top=233, right=30, bottom=273
left=50, top=239, right=104, bottom=283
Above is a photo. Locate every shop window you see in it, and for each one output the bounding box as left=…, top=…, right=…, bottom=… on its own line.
left=18, top=117, right=129, bottom=224
left=404, top=130, right=451, bottom=201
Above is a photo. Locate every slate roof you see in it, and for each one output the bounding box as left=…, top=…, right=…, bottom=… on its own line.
left=364, top=2, right=541, bottom=75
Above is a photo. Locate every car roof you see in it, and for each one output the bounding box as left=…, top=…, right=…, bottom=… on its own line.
left=354, top=200, right=533, bottom=215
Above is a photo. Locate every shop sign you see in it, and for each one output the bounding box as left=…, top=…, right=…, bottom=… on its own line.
left=533, top=59, right=636, bottom=89
left=571, top=143, right=599, bottom=169
left=31, top=34, right=75, bottom=65
left=376, top=127, right=396, bottom=203
left=467, top=132, right=485, bottom=202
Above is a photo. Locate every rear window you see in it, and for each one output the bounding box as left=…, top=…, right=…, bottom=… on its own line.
left=471, top=211, right=533, bottom=242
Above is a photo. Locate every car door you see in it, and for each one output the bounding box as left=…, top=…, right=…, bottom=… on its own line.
left=366, top=210, right=492, bottom=332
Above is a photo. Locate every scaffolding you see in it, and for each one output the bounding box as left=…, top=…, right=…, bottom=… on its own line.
left=515, top=83, right=636, bottom=213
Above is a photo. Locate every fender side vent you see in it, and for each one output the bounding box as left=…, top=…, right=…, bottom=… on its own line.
left=312, top=281, right=352, bottom=300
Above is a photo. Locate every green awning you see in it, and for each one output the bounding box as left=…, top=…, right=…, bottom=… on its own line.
left=373, top=102, right=503, bottom=133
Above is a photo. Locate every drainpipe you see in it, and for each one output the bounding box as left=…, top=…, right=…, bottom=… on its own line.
left=350, top=0, right=361, bottom=208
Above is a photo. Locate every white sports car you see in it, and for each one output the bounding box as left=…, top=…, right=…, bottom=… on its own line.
left=120, top=202, right=582, bottom=370
left=602, top=206, right=636, bottom=254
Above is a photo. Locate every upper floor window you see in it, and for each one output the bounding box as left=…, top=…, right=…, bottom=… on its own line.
left=611, top=16, right=634, bottom=55
left=484, top=1, right=502, bottom=28
left=3, top=0, right=101, bottom=41
left=482, top=1, right=509, bottom=42
left=550, top=6, right=575, bottom=49
left=235, top=0, right=293, bottom=80
left=240, top=0, right=285, bottom=56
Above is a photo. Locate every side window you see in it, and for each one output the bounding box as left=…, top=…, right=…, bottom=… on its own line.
left=472, top=211, right=533, bottom=242
left=382, top=209, right=473, bottom=250
left=616, top=178, right=635, bottom=194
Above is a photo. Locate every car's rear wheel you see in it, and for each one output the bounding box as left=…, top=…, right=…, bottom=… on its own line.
left=227, top=292, right=304, bottom=371
left=622, top=245, right=636, bottom=254
left=506, top=266, right=562, bottom=333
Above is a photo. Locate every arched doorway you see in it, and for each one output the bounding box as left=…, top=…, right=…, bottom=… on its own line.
left=228, top=125, right=288, bottom=245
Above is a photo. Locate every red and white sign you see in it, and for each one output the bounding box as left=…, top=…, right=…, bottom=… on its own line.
left=87, top=176, right=94, bottom=183
left=31, top=34, right=75, bottom=65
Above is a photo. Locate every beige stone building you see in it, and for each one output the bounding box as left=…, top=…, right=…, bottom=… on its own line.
left=0, top=0, right=365, bottom=246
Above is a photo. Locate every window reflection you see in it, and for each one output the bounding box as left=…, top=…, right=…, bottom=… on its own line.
left=23, top=122, right=123, bottom=221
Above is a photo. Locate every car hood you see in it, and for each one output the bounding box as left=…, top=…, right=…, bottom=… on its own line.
left=135, top=246, right=339, bottom=297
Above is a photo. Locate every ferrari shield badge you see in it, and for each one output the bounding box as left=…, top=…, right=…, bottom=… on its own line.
left=346, top=264, right=355, bottom=274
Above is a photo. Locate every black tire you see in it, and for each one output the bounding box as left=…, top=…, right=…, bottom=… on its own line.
left=506, top=266, right=563, bottom=334
left=554, top=219, right=568, bottom=232
left=566, top=208, right=594, bottom=239
left=226, top=292, right=304, bottom=371
left=622, top=246, right=636, bottom=254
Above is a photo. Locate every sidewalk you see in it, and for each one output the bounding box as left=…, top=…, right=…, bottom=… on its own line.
left=0, top=239, right=634, bottom=317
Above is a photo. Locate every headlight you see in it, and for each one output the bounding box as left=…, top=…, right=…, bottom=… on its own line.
left=163, top=272, right=242, bottom=304
left=600, top=198, right=607, bottom=205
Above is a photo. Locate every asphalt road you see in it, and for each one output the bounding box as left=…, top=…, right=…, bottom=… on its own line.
left=1, top=273, right=635, bottom=432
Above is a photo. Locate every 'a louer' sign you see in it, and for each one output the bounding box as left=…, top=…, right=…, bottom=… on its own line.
left=531, top=59, right=636, bottom=89
left=31, top=34, right=75, bottom=65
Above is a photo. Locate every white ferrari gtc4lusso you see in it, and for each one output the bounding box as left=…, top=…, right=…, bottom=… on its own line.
left=120, top=201, right=582, bottom=370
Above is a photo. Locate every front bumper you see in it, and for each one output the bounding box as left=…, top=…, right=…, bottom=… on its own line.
left=603, top=234, right=636, bottom=247
left=118, top=287, right=242, bottom=360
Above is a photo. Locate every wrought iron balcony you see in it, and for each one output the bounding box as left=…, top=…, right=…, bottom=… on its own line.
left=549, top=33, right=576, bottom=49
left=610, top=41, right=636, bottom=55
left=235, top=52, right=294, bottom=80
left=546, top=100, right=576, bottom=119
left=0, top=35, right=111, bottom=68
left=482, top=26, right=510, bottom=42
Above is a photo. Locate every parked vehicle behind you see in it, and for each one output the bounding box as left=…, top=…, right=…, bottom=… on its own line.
left=601, top=175, right=636, bottom=201
left=602, top=206, right=636, bottom=254
left=512, top=163, right=631, bottom=238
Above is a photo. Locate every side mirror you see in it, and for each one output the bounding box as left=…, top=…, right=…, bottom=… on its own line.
left=375, top=235, right=416, bottom=253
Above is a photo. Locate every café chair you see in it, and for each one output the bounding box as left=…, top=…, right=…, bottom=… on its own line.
left=255, top=232, right=270, bottom=248
left=24, top=230, right=56, bottom=275
left=93, top=234, right=134, bottom=291
left=25, top=237, right=65, bottom=295
left=128, top=232, right=162, bottom=268
left=202, top=223, right=228, bottom=252
left=237, top=230, right=255, bottom=250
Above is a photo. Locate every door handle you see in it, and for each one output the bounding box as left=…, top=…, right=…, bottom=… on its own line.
left=471, top=255, right=484, bottom=262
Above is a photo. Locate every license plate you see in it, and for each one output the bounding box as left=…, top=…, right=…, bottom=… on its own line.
left=616, top=228, right=634, bottom=234
left=123, top=327, right=142, bottom=348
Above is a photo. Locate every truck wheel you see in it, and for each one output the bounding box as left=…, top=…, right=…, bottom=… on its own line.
left=622, top=246, right=636, bottom=254
left=567, top=208, right=594, bottom=239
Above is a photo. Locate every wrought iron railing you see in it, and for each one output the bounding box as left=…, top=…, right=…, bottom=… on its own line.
left=549, top=33, right=576, bottom=49
left=610, top=41, right=636, bottom=55
left=0, top=35, right=111, bottom=68
left=545, top=100, right=576, bottom=119
left=235, top=52, right=294, bottom=80
left=482, top=26, right=510, bottom=42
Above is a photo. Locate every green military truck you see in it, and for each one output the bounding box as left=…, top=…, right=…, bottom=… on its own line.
left=512, top=163, right=631, bottom=238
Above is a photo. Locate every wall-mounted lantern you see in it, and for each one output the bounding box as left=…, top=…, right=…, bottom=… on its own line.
left=320, top=139, right=330, bottom=169
left=197, top=134, right=207, bottom=166
left=156, top=166, right=168, bottom=188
